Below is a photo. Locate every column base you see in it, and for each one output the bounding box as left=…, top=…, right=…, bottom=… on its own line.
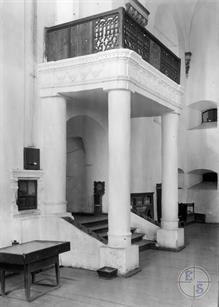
left=156, top=228, right=184, bottom=250
left=108, top=233, right=132, bottom=248
left=99, top=245, right=139, bottom=276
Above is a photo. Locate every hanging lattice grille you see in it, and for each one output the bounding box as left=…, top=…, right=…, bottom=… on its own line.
left=93, top=13, right=120, bottom=52
left=123, top=14, right=150, bottom=62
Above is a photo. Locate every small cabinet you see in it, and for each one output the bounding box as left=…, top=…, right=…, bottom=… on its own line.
left=131, top=192, right=154, bottom=219
left=24, top=147, right=40, bottom=170
left=17, top=180, right=37, bottom=211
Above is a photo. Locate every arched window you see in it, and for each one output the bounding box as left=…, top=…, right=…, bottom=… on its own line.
left=202, top=108, right=217, bottom=123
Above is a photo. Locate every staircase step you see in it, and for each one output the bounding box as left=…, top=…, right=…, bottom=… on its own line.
left=89, top=223, right=108, bottom=232
left=98, top=231, right=108, bottom=238
left=131, top=227, right=136, bottom=233
left=131, top=232, right=144, bottom=243
left=74, top=214, right=108, bottom=226
left=135, top=239, right=155, bottom=251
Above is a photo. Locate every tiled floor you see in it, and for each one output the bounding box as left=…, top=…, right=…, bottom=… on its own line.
left=0, top=223, right=219, bottom=307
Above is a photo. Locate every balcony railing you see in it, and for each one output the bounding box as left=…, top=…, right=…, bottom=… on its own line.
left=45, top=8, right=180, bottom=84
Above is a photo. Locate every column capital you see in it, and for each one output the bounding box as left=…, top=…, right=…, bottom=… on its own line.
left=162, top=110, right=180, bottom=117
left=40, top=94, right=66, bottom=101
left=104, top=87, right=134, bottom=94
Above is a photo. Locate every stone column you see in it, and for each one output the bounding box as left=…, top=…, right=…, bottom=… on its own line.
left=41, top=95, right=67, bottom=215
left=157, top=112, right=184, bottom=250
left=100, top=89, right=139, bottom=275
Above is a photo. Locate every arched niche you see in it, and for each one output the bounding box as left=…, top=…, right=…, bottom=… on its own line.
left=188, top=169, right=218, bottom=190
left=66, top=115, right=108, bottom=213
left=187, top=100, right=218, bottom=130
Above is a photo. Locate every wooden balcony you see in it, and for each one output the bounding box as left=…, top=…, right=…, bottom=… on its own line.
left=45, top=8, right=181, bottom=84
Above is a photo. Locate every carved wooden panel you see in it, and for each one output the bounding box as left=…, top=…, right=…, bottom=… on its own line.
left=46, top=28, right=70, bottom=61
left=70, top=21, right=92, bottom=57
left=93, top=13, right=120, bottom=52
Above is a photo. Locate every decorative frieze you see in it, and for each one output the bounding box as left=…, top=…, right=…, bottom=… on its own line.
left=125, top=0, right=150, bottom=28
left=38, top=49, right=183, bottom=111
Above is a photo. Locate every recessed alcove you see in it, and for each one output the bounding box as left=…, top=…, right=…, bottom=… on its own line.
left=188, top=100, right=218, bottom=130
left=188, top=169, right=218, bottom=190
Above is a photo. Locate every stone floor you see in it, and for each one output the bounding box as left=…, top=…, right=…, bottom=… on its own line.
left=0, top=223, right=219, bottom=307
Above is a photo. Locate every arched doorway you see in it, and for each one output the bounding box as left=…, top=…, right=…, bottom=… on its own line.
left=66, top=115, right=108, bottom=214
left=66, top=137, right=86, bottom=213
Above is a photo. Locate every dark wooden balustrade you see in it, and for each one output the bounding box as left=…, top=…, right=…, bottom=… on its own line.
left=45, top=7, right=180, bottom=84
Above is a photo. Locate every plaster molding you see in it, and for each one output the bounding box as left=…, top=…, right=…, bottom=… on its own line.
left=38, top=49, right=183, bottom=111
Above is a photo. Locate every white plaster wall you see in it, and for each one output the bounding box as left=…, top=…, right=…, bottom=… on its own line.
left=186, top=1, right=219, bottom=104
left=39, top=216, right=103, bottom=269
left=0, top=0, right=56, bottom=247
left=78, top=0, right=113, bottom=18
left=149, top=2, right=179, bottom=56
left=181, top=1, right=219, bottom=221
left=185, top=125, right=219, bottom=220
left=187, top=128, right=219, bottom=172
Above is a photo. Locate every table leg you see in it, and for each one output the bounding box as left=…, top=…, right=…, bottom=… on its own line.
left=0, top=270, right=6, bottom=296
left=24, top=265, right=31, bottom=301
left=55, top=257, right=60, bottom=286
left=31, top=272, right=35, bottom=284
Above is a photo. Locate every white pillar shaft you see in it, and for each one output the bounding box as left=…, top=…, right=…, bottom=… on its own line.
left=161, top=112, right=179, bottom=230
left=42, top=96, right=66, bottom=214
left=108, top=89, right=131, bottom=247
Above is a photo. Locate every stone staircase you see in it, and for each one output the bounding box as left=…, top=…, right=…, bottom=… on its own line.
left=68, top=214, right=155, bottom=251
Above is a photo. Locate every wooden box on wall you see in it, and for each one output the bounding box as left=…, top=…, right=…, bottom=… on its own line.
left=24, top=147, right=40, bottom=170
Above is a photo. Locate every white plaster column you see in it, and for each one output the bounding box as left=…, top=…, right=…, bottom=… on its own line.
left=100, top=89, right=139, bottom=275
left=41, top=95, right=67, bottom=215
left=108, top=89, right=131, bottom=248
left=157, top=112, right=184, bottom=250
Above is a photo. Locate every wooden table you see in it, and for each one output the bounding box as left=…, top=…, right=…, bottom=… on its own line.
left=0, top=240, right=70, bottom=301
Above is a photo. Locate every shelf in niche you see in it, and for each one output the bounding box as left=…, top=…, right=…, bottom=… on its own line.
left=188, top=122, right=217, bottom=131
left=188, top=182, right=217, bottom=190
